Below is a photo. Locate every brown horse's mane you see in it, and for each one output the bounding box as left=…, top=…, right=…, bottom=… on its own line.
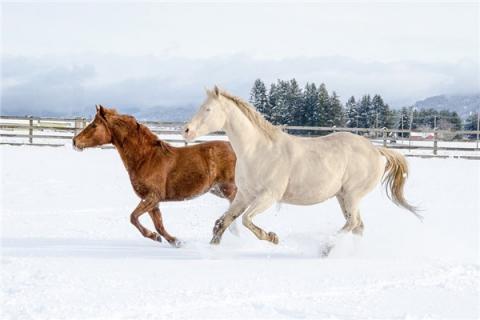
left=104, top=109, right=173, bottom=155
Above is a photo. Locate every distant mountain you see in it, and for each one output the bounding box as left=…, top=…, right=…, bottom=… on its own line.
left=122, top=105, right=196, bottom=123
left=414, top=94, right=479, bottom=118
left=1, top=104, right=196, bottom=123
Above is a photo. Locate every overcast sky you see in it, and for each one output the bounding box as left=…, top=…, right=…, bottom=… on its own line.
left=1, top=1, right=479, bottom=116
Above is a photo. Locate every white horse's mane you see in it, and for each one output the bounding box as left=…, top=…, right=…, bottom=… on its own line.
left=218, top=90, right=281, bottom=140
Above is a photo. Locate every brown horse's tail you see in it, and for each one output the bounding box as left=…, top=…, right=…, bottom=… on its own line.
left=378, top=147, right=422, bottom=220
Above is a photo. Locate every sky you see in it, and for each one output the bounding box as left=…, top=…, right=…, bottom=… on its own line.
left=1, top=1, right=479, bottom=117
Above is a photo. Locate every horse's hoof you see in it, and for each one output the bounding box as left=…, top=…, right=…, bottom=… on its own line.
left=268, top=232, right=279, bottom=244
left=352, top=227, right=364, bottom=236
left=210, top=236, right=221, bottom=245
left=151, top=232, right=162, bottom=242
left=168, top=238, right=182, bottom=248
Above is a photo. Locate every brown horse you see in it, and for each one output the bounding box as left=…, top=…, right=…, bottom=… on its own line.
left=73, top=105, right=236, bottom=247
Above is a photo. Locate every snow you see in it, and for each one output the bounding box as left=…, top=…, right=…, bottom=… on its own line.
left=1, top=145, right=479, bottom=319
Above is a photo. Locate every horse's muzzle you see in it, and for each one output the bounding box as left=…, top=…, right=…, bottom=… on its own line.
left=72, top=138, right=84, bottom=152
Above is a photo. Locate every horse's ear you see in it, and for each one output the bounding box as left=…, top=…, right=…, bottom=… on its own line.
left=95, top=104, right=100, bottom=112
left=98, top=105, right=107, bottom=118
left=213, top=85, right=220, bottom=97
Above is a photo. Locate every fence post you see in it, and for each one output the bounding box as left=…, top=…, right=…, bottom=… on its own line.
left=332, top=125, right=336, bottom=133
left=476, top=112, right=479, bottom=150
left=28, top=116, right=33, bottom=144
left=74, top=117, right=82, bottom=136
left=82, top=118, right=87, bottom=129
left=382, top=127, right=387, bottom=147
left=433, top=129, right=438, bottom=155
left=408, top=129, right=412, bottom=152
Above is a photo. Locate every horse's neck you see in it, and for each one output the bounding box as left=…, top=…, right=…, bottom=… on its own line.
left=110, top=126, right=155, bottom=172
left=223, top=101, right=273, bottom=159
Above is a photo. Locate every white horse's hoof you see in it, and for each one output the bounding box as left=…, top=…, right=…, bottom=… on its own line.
left=268, top=232, right=279, bottom=244
left=210, top=235, right=221, bottom=245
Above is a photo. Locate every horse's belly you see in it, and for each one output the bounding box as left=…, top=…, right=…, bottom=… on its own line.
left=281, top=187, right=338, bottom=205
left=281, top=174, right=342, bottom=205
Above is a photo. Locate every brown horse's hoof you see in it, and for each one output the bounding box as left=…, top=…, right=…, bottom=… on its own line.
left=210, top=235, right=221, bottom=245
left=168, top=238, right=182, bottom=248
left=150, top=232, right=162, bottom=242
left=268, top=232, right=279, bottom=245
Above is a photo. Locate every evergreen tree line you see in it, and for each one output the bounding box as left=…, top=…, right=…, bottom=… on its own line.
left=395, top=107, right=463, bottom=131
left=464, top=112, right=479, bottom=131
left=249, top=78, right=474, bottom=133
left=249, top=78, right=347, bottom=127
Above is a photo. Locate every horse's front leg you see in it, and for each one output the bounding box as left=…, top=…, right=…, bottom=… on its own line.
left=148, top=206, right=181, bottom=247
left=241, top=193, right=278, bottom=244
left=130, top=195, right=161, bottom=242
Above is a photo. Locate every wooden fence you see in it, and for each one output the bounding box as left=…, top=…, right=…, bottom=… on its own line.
left=1, top=115, right=479, bottom=159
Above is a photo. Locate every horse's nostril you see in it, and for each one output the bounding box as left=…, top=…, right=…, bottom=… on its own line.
left=185, top=128, right=190, bottom=133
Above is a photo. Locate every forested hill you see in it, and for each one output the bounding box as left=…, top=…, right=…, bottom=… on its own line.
left=414, top=94, right=479, bottom=118
left=248, top=78, right=478, bottom=131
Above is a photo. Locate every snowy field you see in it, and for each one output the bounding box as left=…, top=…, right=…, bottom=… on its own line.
left=1, top=145, right=479, bottom=319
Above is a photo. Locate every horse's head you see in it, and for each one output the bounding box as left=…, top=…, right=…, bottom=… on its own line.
left=183, top=85, right=227, bottom=142
left=72, top=105, right=113, bottom=151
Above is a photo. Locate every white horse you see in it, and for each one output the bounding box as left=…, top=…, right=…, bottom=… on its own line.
left=183, top=86, right=420, bottom=245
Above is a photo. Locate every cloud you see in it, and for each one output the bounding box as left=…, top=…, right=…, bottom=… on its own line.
left=1, top=54, right=479, bottom=118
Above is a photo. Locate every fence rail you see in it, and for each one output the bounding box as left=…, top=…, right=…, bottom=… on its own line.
left=1, top=116, right=479, bottom=158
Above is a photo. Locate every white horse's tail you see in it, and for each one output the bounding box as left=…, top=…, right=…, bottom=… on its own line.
left=378, top=147, right=422, bottom=220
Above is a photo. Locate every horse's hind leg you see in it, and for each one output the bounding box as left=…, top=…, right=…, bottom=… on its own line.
left=209, top=182, right=240, bottom=235
left=241, top=194, right=278, bottom=244
left=336, top=194, right=364, bottom=235
left=148, top=206, right=180, bottom=247
left=211, top=193, right=248, bottom=244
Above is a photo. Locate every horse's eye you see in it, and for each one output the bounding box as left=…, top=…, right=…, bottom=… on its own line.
left=206, top=108, right=211, bottom=112
left=91, top=124, right=97, bottom=128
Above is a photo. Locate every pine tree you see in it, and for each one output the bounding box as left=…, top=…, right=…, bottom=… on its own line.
left=357, top=95, right=371, bottom=128
left=329, top=91, right=345, bottom=126
left=268, top=80, right=291, bottom=125
left=371, top=94, right=389, bottom=128
left=411, top=108, right=419, bottom=130
left=303, top=83, right=319, bottom=126
left=397, top=107, right=411, bottom=137
left=465, top=112, right=479, bottom=131
left=317, top=83, right=330, bottom=127
left=345, top=96, right=359, bottom=128
left=266, top=83, right=278, bottom=123
left=464, top=112, right=479, bottom=138
left=384, top=104, right=395, bottom=128
left=287, top=79, right=304, bottom=126
left=249, top=79, right=269, bottom=117
left=440, top=110, right=462, bottom=130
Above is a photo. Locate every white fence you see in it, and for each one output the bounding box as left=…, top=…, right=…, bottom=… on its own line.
left=1, top=115, right=479, bottom=159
